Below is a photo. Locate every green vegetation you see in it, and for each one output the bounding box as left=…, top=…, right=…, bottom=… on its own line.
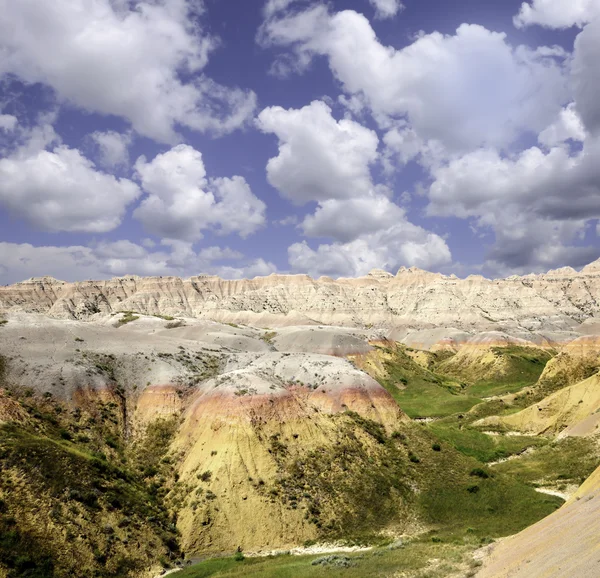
left=493, top=437, right=600, bottom=486
left=261, top=331, right=277, bottom=345
left=0, top=387, right=180, bottom=577
left=175, top=539, right=487, bottom=578
left=463, top=346, right=553, bottom=398
left=1, top=337, right=593, bottom=578
left=428, top=421, right=546, bottom=463
left=116, top=311, right=140, bottom=326
left=263, top=409, right=560, bottom=547
left=0, top=319, right=8, bottom=326
left=375, top=346, right=481, bottom=418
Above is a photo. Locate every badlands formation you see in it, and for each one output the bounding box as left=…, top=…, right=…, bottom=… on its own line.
left=1, top=260, right=600, bottom=577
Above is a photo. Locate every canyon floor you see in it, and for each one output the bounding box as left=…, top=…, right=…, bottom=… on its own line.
left=2, top=266, right=600, bottom=577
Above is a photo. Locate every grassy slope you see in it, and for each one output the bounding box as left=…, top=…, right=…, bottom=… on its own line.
left=176, top=542, right=481, bottom=578
left=1, top=340, right=590, bottom=578
left=264, top=410, right=561, bottom=544
left=493, top=437, right=600, bottom=487
left=372, top=346, right=481, bottom=418
left=177, top=343, right=579, bottom=577
left=0, top=383, right=180, bottom=578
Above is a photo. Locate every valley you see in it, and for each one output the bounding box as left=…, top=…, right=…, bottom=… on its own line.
left=1, top=262, right=600, bottom=577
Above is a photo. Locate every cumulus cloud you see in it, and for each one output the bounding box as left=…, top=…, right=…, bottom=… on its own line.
left=261, top=7, right=569, bottom=151
left=0, top=0, right=256, bottom=142
left=538, top=103, right=587, bottom=147
left=369, top=0, right=403, bottom=20
left=572, top=18, right=600, bottom=135
left=514, top=1, right=600, bottom=136
left=288, top=222, right=451, bottom=278
left=301, top=194, right=404, bottom=242
left=514, top=0, right=599, bottom=29
left=0, top=132, right=141, bottom=233
left=256, top=99, right=452, bottom=274
left=0, top=240, right=276, bottom=285
left=382, top=126, right=423, bottom=169
left=134, top=144, right=266, bottom=241
left=90, top=130, right=133, bottom=169
left=426, top=135, right=600, bottom=271
left=256, top=100, right=379, bottom=203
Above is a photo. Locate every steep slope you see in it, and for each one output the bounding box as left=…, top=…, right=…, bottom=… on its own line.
left=476, top=464, right=600, bottom=578
left=0, top=385, right=180, bottom=578
left=2, top=258, right=600, bottom=331
left=435, top=332, right=554, bottom=397
left=476, top=373, right=600, bottom=437
left=0, top=313, right=564, bottom=575
left=534, top=334, right=600, bottom=398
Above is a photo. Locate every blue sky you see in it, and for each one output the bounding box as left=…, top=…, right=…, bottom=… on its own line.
left=0, top=0, right=599, bottom=283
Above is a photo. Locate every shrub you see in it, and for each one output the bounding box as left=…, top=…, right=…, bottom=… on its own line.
left=198, top=470, right=212, bottom=482
left=470, top=468, right=489, bottom=479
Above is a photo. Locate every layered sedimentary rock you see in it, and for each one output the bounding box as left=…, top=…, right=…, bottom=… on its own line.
left=2, top=259, right=600, bottom=332
left=477, top=464, right=600, bottom=578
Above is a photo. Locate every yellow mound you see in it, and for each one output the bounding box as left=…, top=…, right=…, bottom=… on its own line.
left=435, top=333, right=551, bottom=385
left=477, top=465, right=600, bottom=578
left=477, top=374, right=600, bottom=436
left=536, top=335, right=600, bottom=392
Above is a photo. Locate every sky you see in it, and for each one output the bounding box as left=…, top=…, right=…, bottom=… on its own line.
left=0, top=0, right=599, bottom=284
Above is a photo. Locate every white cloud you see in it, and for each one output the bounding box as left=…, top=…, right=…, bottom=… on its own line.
left=513, top=2, right=600, bottom=137
left=90, top=130, right=132, bottom=169
left=369, top=0, right=403, bottom=20
left=215, top=258, right=278, bottom=279
left=573, top=18, right=600, bottom=135
left=514, top=0, right=599, bottom=29
left=382, top=126, right=423, bottom=168
left=0, top=114, right=17, bottom=131
left=134, top=144, right=266, bottom=241
left=255, top=99, right=452, bottom=273
left=0, top=240, right=276, bottom=284
left=0, top=135, right=141, bottom=233
left=197, top=246, right=243, bottom=261
left=0, top=0, right=256, bottom=142
left=256, top=100, right=379, bottom=203
left=274, top=215, right=298, bottom=227
left=538, top=103, right=587, bottom=147
left=209, top=177, right=269, bottom=238
left=428, top=139, right=600, bottom=223
left=288, top=222, right=451, bottom=278
left=261, top=8, right=569, bottom=151
left=426, top=135, right=600, bottom=271
left=263, top=0, right=297, bottom=18
left=301, top=194, right=404, bottom=241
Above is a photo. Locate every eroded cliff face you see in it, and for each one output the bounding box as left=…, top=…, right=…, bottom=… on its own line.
left=2, top=259, right=600, bottom=331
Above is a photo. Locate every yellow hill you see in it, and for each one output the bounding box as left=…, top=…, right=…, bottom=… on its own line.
left=477, top=464, right=600, bottom=578
left=476, top=373, right=600, bottom=437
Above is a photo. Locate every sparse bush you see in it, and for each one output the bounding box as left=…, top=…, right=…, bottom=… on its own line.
left=198, top=470, right=212, bottom=482
left=470, top=468, right=489, bottom=479
left=234, top=547, right=245, bottom=561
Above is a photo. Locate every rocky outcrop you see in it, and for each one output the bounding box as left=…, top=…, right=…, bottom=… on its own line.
left=2, top=260, right=600, bottom=332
